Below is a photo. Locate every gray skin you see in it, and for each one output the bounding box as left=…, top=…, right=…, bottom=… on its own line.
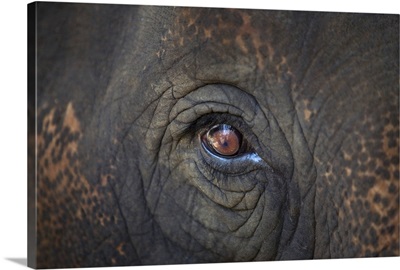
left=30, top=3, right=399, bottom=268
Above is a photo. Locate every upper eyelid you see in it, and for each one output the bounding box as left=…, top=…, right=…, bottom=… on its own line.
left=168, top=84, right=258, bottom=124
left=167, top=101, right=246, bottom=140
left=166, top=84, right=262, bottom=143
left=184, top=113, right=252, bottom=141
left=169, top=100, right=246, bottom=124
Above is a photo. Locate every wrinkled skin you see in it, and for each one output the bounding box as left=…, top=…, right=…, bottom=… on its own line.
left=30, top=3, right=399, bottom=268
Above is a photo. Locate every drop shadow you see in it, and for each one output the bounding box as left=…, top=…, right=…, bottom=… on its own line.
left=6, top=258, right=27, bottom=267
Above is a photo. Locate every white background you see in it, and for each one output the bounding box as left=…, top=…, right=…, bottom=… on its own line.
left=0, top=0, right=399, bottom=269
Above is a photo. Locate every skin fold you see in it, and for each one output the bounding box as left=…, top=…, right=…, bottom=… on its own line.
left=30, top=3, right=399, bottom=268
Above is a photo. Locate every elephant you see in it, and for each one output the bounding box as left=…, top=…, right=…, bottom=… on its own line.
left=28, top=2, right=399, bottom=269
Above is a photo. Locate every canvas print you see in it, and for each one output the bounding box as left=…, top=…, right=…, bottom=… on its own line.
left=28, top=2, right=399, bottom=269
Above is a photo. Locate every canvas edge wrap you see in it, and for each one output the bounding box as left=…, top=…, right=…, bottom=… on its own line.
left=28, top=2, right=37, bottom=269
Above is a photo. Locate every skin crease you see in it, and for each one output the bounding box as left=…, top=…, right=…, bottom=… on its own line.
left=31, top=3, right=399, bottom=268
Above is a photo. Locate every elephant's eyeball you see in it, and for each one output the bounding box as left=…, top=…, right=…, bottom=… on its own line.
left=202, top=124, right=242, bottom=157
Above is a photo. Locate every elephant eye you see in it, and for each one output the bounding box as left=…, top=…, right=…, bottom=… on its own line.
left=201, top=124, right=244, bottom=157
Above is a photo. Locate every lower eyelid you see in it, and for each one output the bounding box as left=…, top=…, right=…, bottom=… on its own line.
left=199, top=137, right=267, bottom=175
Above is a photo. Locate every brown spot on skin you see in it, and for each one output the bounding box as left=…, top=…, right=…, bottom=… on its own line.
left=304, top=108, right=312, bottom=122
left=64, top=102, right=81, bottom=133
left=179, top=36, right=184, bottom=46
left=159, top=8, right=291, bottom=76
left=36, top=102, right=117, bottom=267
left=234, top=12, right=270, bottom=69
left=112, top=137, right=119, bottom=145
left=156, top=49, right=165, bottom=59
left=186, top=13, right=199, bottom=27
left=41, top=109, right=57, bottom=134
left=37, top=104, right=81, bottom=182
left=301, top=99, right=316, bottom=123
left=345, top=168, right=352, bottom=177
left=116, top=242, right=126, bottom=256
left=334, top=114, right=398, bottom=257
left=222, top=38, right=232, bottom=46
left=382, top=122, right=398, bottom=158
left=203, top=28, right=212, bottom=39
left=343, top=152, right=352, bottom=161
left=235, top=34, right=248, bottom=54
left=100, top=174, right=114, bottom=187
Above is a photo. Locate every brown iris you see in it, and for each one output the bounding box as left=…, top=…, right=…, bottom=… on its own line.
left=203, top=124, right=242, bottom=156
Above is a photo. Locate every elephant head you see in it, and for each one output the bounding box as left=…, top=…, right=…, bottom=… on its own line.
left=29, top=3, right=399, bottom=268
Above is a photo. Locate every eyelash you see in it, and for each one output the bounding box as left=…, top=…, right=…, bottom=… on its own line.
left=184, top=113, right=249, bottom=143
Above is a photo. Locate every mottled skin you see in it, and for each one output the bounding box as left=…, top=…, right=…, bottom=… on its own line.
left=29, top=3, right=399, bottom=268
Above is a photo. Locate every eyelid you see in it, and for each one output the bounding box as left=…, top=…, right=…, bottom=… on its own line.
left=193, top=116, right=273, bottom=176
left=199, top=131, right=271, bottom=176
left=201, top=138, right=262, bottom=163
left=162, top=84, right=287, bottom=175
